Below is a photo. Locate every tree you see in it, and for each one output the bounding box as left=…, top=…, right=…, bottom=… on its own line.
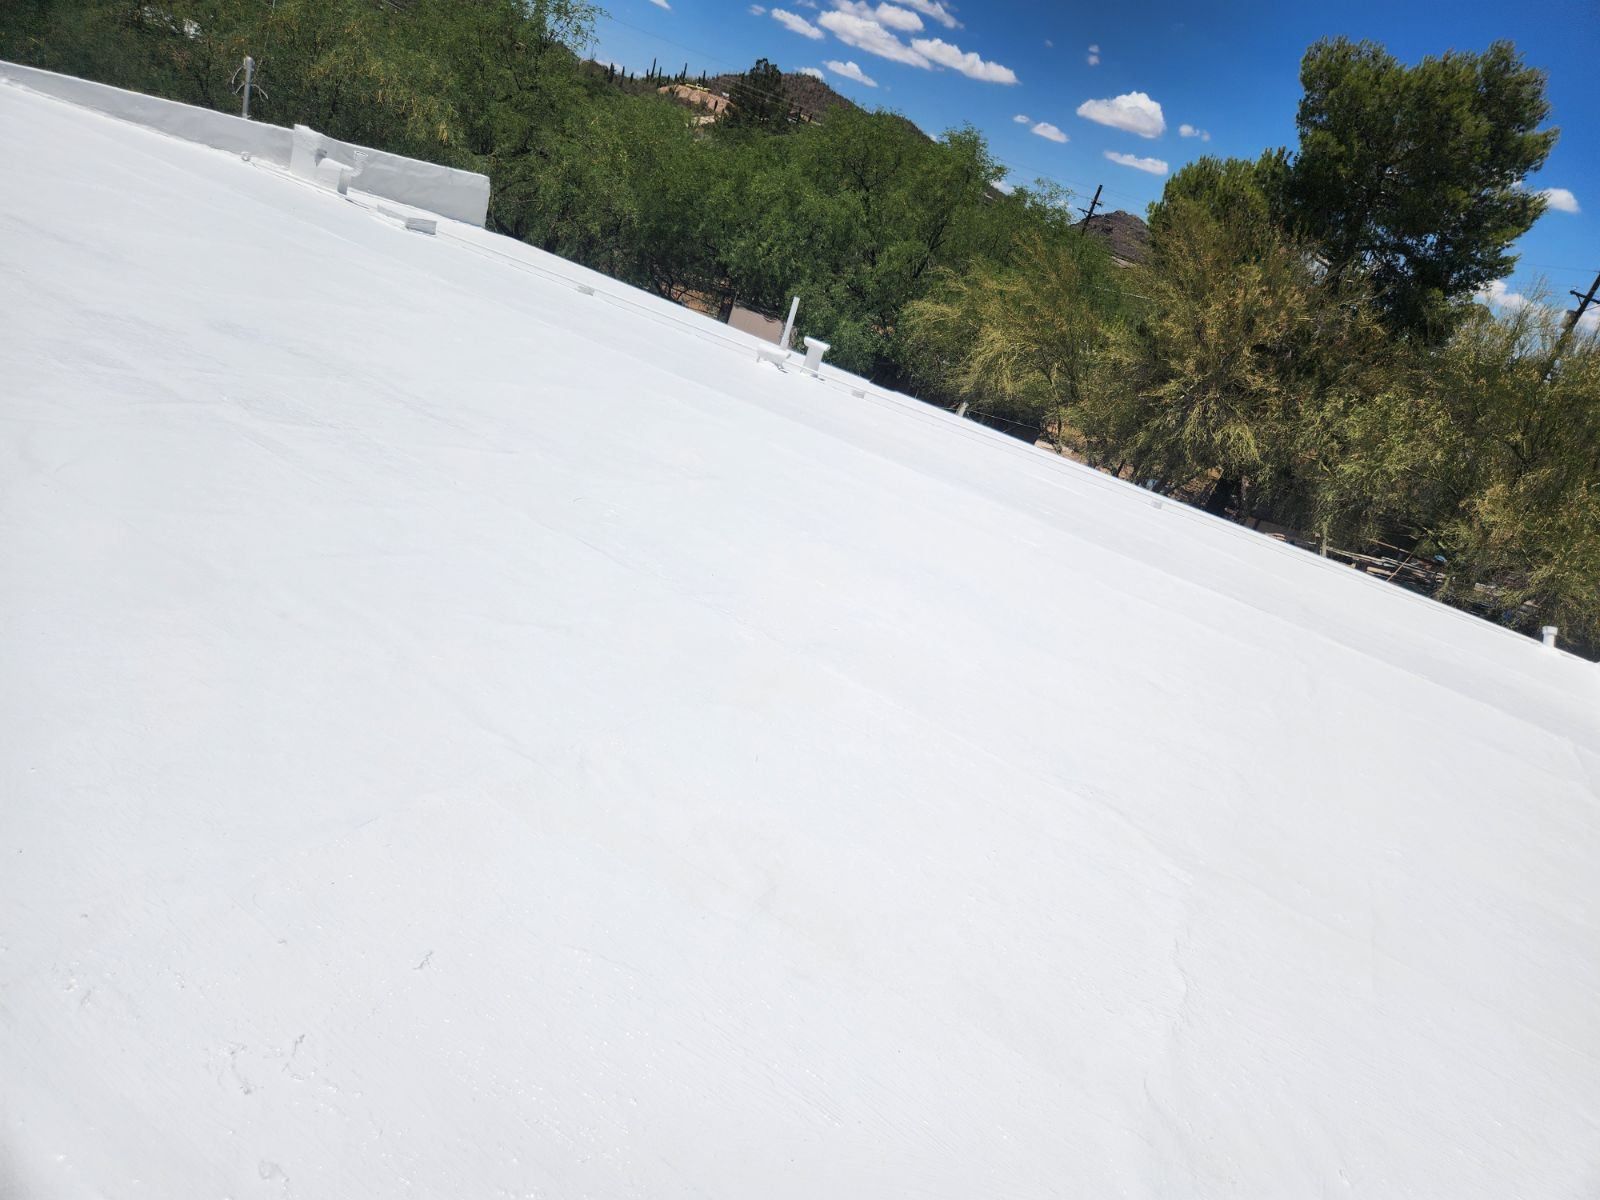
left=1407, top=300, right=1600, bottom=643
left=776, top=112, right=1007, bottom=380
left=1082, top=171, right=1420, bottom=533
left=1282, top=37, right=1557, bottom=341
left=725, top=58, right=786, bottom=131
left=900, top=230, right=1125, bottom=445
left=1147, top=152, right=1282, bottom=240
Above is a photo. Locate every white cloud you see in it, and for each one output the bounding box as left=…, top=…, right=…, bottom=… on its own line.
left=832, top=1, right=924, bottom=31
left=1541, top=187, right=1581, bottom=214
left=1477, top=278, right=1534, bottom=312
left=772, top=7, right=825, bottom=38
left=1086, top=44, right=1100, bottom=66
left=796, top=65, right=825, bottom=78
left=893, top=0, right=961, bottom=28
left=649, top=0, right=670, bottom=9
left=1077, top=91, right=1165, bottom=138
left=1013, top=113, right=1031, bottom=124
left=993, top=178, right=1015, bottom=195
left=1044, top=38, right=1054, bottom=48
left=749, top=3, right=765, bottom=12
left=1476, top=278, right=1596, bottom=332
left=1179, top=123, right=1211, bottom=142
left=818, top=10, right=929, bottom=65
left=826, top=59, right=879, bottom=86
left=1104, top=150, right=1168, bottom=175
left=911, top=37, right=1018, bottom=83
left=875, top=3, right=924, bottom=30
left=1030, top=121, right=1068, bottom=143
left=814, top=7, right=1010, bottom=81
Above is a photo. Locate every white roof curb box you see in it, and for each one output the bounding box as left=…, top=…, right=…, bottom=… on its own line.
left=0, top=59, right=490, bottom=226
left=801, top=335, right=831, bottom=374
left=3, top=78, right=1599, bottom=1200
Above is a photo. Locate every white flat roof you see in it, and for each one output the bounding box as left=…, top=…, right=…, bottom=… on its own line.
left=3, top=81, right=1597, bottom=1199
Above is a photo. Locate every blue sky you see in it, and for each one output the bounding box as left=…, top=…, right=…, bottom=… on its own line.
left=595, top=0, right=1598, bottom=315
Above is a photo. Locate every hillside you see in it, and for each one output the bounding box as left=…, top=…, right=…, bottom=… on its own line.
left=589, top=59, right=931, bottom=139
left=708, top=68, right=859, bottom=122
left=1083, top=209, right=1151, bottom=264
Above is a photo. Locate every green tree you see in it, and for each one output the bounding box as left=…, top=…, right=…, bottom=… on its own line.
left=1086, top=174, right=1419, bottom=532
left=1147, top=152, right=1282, bottom=240
left=774, top=111, right=1007, bottom=380
left=725, top=58, right=786, bottom=131
left=900, top=230, right=1125, bottom=445
left=1283, top=37, right=1557, bottom=341
left=1408, top=300, right=1600, bottom=642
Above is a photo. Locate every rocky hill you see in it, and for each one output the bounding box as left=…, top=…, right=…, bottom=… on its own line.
left=707, top=69, right=860, bottom=123
left=1083, top=210, right=1150, bottom=264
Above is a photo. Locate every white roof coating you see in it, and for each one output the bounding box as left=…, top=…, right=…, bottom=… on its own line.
left=3, top=81, right=1599, bottom=1199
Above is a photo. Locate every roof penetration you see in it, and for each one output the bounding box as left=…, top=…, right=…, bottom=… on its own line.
left=2, top=78, right=1598, bottom=1200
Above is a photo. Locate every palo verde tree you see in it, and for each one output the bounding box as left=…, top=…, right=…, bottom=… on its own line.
left=900, top=228, right=1127, bottom=445
left=1084, top=157, right=1423, bottom=534
left=1407, top=302, right=1600, bottom=643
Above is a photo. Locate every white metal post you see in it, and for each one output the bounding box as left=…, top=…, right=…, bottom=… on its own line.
left=240, top=56, right=255, bottom=119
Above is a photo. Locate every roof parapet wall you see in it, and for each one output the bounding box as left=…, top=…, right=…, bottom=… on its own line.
left=0, top=60, right=489, bottom=227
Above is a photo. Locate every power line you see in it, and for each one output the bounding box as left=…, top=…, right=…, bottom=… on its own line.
left=1000, top=157, right=1142, bottom=206
left=601, top=12, right=769, bottom=79
left=1513, top=261, right=1600, bottom=278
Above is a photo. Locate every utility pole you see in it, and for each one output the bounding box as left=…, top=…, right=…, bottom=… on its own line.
left=1543, top=268, right=1599, bottom=381
left=1079, top=184, right=1103, bottom=232
left=1564, top=270, right=1600, bottom=335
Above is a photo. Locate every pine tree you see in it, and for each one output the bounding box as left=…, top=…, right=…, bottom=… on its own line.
left=1282, top=38, right=1557, bottom=341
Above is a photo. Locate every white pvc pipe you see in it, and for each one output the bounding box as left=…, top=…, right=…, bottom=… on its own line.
left=1542, top=626, right=1559, bottom=649
left=779, top=296, right=800, bottom=351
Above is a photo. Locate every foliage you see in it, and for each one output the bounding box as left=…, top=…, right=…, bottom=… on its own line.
left=779, top=113, right=1010, bottom=379
left=901, top=230, right=1127, bottom=443
left=724, top=58, right=787, bottom=131
left=1283, top=37, right=1557, bottom=341
left=1414, top=306, right=1600, bottom=641
left=1147, top=153, right=1281, bottom=241
left=1094, top=186, right=1418, bottom=532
